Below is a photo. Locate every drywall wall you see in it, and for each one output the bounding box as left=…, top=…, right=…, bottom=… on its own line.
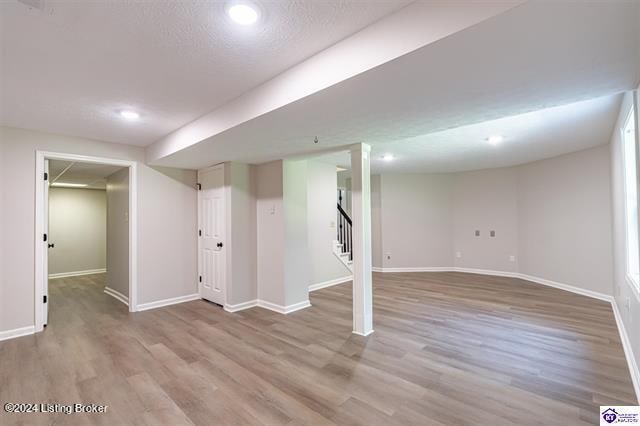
left=452, top=168, right=518, bottom=272
left=0, top=126, right=198, bottom=333
left=48, top=188, right=107, bottom=276
left=379, top=173, right=453, bottom=268
left=255, top=160, right=285, bottom=305
left=138, top=166, right=198, bottom=304
left=375, top=145, right=614, bottom=298
left=371, top=174, right=383, bottom=269
left=106, top=168, right=129, bottom=297
left=610, top=89, right=640, bottom=390
left=307, top=161, right=351, bottom=285
left=518, top=144, right=613, bottom=295
left=225, top=162, right=257, bottom=306
left=283, top=160, right=310, bottom=306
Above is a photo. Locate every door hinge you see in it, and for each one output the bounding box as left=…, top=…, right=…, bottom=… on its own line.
left=199, top=275, right=202, bottom=283
left=43, top=233, right=47, bottom=242
left=198, top=229, right=202, bottom=237
left=43, top=295, right=47, bottom=303
left=196, top=183, right=202, bottom=191
left=44, top=172, right=48, bottom=181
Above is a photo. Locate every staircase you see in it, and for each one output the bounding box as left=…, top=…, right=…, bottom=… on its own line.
left=334, top=203, right=353, bottom=271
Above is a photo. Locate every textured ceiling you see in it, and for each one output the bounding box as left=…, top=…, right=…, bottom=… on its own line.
left=155, top=0, right=640, bottom=170
left=0, top=0, right=411, bottom=145
left=313, top=94, right=622, bottom=173
left=49, top=160, right=125, bottom=189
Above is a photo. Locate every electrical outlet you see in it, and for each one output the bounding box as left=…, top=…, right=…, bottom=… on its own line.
left=490, top=230, right=496, bottom=237
left=509, top=255, right=515, bottom=262
left=475, top=230, right=480, bottom=237
left=456, top=252, right=462, bottom=258
left=386, top=252, right=391, bottom=260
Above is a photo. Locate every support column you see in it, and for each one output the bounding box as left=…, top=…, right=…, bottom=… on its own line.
left=350, top=143, right=373, bottom=336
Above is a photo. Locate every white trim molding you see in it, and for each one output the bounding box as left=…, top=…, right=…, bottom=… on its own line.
left=49, top=268, right=107, bottom=279
left=224, top=300, right=258, bottom=313
left=257, top=299, right=311, bottom=314
left=104, top=286, right=129, bottom=306
left=0, top=326, right=35, bottom=342
left=309, top=276, right=352, bottom=292
left=612, top=300, right=640, bottom=403
left=137, top=294, right=201, bottom=312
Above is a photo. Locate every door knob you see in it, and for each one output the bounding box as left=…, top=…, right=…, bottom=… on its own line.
left=217, top=242, right=223, bottom=248
left=48, top=243, right=55, bottom=248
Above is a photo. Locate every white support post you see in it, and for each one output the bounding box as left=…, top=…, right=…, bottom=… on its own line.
left=350, top=143, right=373, bottom=336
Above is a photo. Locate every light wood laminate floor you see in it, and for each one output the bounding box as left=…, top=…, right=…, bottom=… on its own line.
left=0, top=272, right=636, bottom=425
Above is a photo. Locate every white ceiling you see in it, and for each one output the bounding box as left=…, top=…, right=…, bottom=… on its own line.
left=0, top=0, right=410, bottom=145
left=49, top=160, right=125, bottom=189
left=314, top=94, right=622, bottom=173
left=155, top=1, right=640, bottom=171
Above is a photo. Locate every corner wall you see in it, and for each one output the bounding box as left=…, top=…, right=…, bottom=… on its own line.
left=375, top=144, right=614, bottom=297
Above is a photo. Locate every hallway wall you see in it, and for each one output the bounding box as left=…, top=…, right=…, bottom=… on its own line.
left=48, top=187, right=106, bottom=276
left=106, top=168, right=129, bottom=297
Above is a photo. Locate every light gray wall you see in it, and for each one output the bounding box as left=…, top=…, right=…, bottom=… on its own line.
left=375, top=145, right=614, bottom=297
left=283, top=160, right=310, bottom=306
left=225, top=162, right=257, bottom=305
left=0, top=126, right=198, bottom=332
left=371, top=174, right=383, bottom=268
left=48, top=188, right=107, bottom=275
left=106, top=168, right=129, bottom=297
left=610, top=89, right=640, bottom=380
left=379, top=173, right=453, bottom=268
left=255, top=160, right=285, bottom=305
left=307, top=160, right=351, bottom=285
left=139, top=166, right=198, bottom=304
left=517, top=144, right=613, bottom=294
left=452, top=168, right=518, bottom=272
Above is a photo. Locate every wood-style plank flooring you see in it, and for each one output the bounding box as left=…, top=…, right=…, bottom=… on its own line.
left=0, top=272, right=636, bottom=425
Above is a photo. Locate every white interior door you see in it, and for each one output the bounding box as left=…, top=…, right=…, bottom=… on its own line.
left=198, top=165, right=226, bottom=306
left=43, top=159, right=50, bottom=326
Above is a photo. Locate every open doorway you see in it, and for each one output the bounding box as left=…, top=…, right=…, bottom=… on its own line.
left=35, top=152, right=138, bottom=332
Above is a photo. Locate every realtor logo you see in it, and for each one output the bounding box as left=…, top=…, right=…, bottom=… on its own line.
left=600, top=406, right=640, bottom=425
left=602, top=408, right=618, bottom=424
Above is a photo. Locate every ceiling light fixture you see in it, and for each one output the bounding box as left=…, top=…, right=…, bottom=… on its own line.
left=119, top=110, right=140, bottom=121
left=382, top=154, right=394, bottom=162
left=227, top=3, right=259, bottom=25
left=486, top=135, right=504, bottom=145
left=51, top=182, right=88, bottom=188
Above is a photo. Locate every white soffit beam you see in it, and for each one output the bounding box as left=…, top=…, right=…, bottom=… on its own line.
left=146, top=1, right=523, bottom=164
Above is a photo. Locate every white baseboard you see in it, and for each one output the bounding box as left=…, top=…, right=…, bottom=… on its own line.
left=612, top=300, right=640, bottom=403
left=0, top=325, right=35, bottom=342
left=137, top=293, right=201, bottom=312
left=309, top=276, right=352, bottom=292
left=375, top=266, right=453, bottom=273
left=352, top=329, right=374, bottom=337
left=224, top=300, right=258, bottom=313
left=49, top=268, right=106, bottom=279
left=104, top=286, right=129, bottom=306
left=257, top=299, right=311, bottom=314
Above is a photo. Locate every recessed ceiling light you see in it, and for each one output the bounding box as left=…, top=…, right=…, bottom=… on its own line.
left=227, top=3, right=259, bottom=25
left=51, top=182, right=88, bottom=188
left=382, top=154, right=394, bottom=161
left=119, top=110, right=140, bottom=121
left=486, top=135, right=504, bottom=145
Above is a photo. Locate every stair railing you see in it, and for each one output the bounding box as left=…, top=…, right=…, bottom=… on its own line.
left=337, top=203, right=353, bottom=261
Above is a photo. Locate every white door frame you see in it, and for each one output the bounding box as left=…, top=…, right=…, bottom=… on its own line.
left=35, top=151, right=138, bottom=332
left=197, top=163, right=227, bottom=306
